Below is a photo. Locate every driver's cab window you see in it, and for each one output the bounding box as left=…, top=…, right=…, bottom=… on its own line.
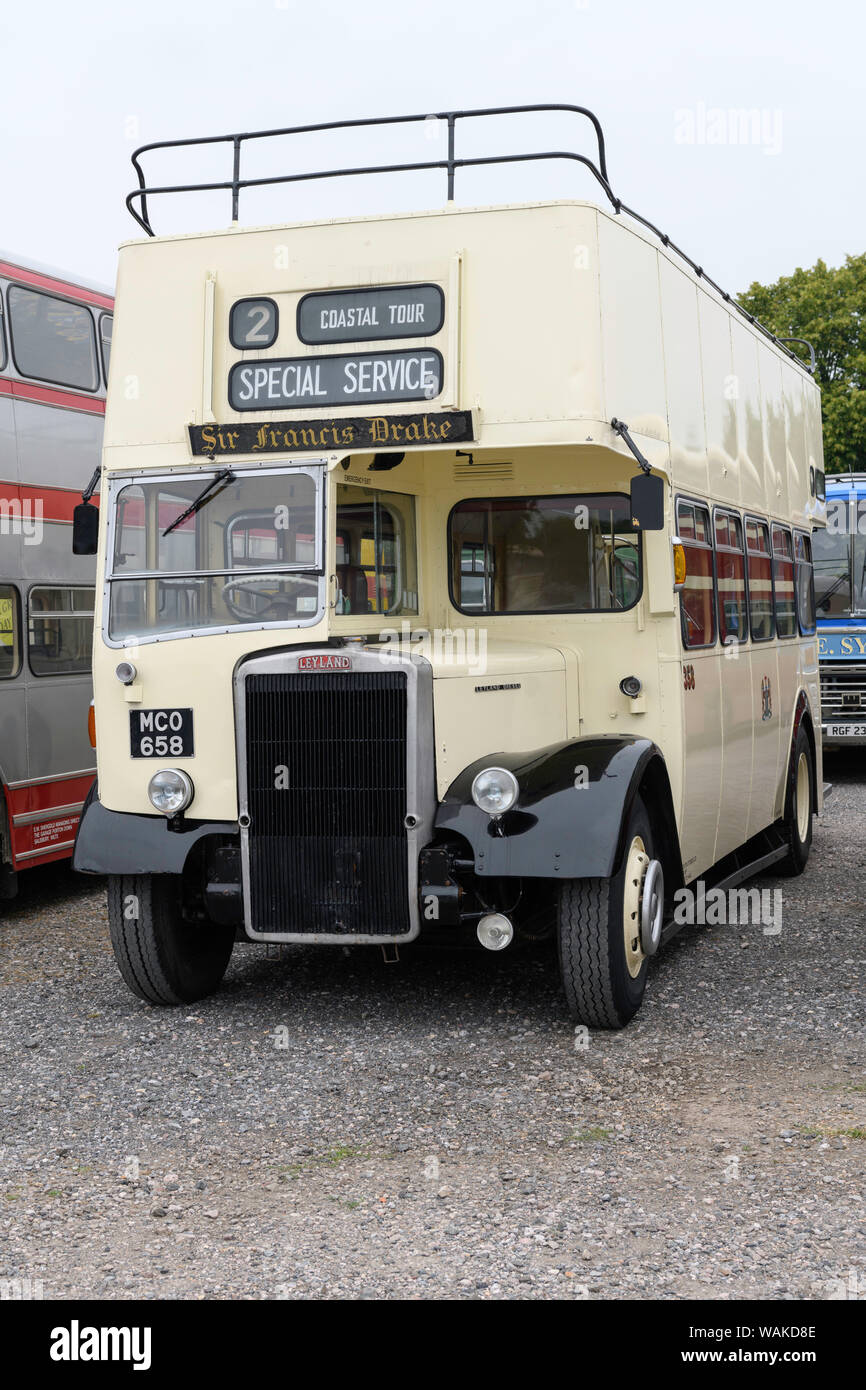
left=334, top=486, right=418, bottom=616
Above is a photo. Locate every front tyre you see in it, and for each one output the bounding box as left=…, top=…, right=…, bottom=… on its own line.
left=778, top=724, right=814, bottom=876
left=557, top=796, right=654, bottom=1028
left=107, top=874, right=234, bottom=1005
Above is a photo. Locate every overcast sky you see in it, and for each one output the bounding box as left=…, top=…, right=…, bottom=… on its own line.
left=1, top=0, right=861, bottom=296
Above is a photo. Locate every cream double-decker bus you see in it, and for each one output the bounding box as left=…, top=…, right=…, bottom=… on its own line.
left=73, top=106, right=825, bottom=1026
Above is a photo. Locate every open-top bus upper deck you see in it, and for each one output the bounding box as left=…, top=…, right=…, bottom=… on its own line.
left=105, top=104, right=823, bottom=515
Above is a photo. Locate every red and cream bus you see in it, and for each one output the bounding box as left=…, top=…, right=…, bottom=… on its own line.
left=0, top=253, right=113, bottom=898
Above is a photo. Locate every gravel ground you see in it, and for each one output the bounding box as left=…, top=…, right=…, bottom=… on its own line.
left=1, top=756, right=864, bottom=1302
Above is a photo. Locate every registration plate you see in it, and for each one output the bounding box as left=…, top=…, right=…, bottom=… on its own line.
left=825, top=722, right=866, bottom=738
left=129, top=708, right=194, bottom=758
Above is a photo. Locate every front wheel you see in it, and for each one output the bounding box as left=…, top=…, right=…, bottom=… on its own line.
left=107, top=874, right=235, bottom=1005
left=778, top=724, right=814, bottom=876
left=557, top=796, right=655, bottom=1028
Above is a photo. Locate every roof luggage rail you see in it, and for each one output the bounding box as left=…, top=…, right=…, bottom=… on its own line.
left=126, top=103, right=815, bottom=373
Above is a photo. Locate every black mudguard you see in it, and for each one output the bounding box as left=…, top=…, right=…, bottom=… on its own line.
left=73, top=783, right=237, bottom=876
left=435, top=735, right=678, bottom=880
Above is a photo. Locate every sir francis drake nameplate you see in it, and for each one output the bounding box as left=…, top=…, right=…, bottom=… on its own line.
left=189, top=411, right=475, bottom=456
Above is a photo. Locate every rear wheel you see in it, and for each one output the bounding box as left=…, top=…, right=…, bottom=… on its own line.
left=107, top=874, right=234, bottom=1005
left=557, top=796, right=655, bottom=1028
left=778, top=724, right=813, bottom=876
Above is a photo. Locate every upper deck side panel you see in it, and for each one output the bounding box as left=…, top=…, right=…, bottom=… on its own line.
left=596, top=214, right=667, bottom=445
left=653, top=238, right=821, bottom=524
left=657, top=256, right=709, bottom=500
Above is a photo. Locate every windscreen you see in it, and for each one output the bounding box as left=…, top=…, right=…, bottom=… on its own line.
left=107, top=468, right=323, bottom=640
left=812, top=523, right=852, bottom=618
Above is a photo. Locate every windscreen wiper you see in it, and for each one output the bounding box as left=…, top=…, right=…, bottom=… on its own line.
left=163, top=470, right=236, bottom=537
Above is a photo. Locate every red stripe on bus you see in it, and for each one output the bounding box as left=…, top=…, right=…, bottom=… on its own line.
left=5, top=378, right=107, bottom=415
left=5, top=774, right=95, bottom=817
left=0, top=480, right=99, bottom=523
left=5, top=775, right=94, bottom=870
left=0, top=259, right=114, bottom=311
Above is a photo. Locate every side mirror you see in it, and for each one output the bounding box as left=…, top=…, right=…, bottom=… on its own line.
left=72, top=502, right=99, bottom=555
left=630, top=473, right=665, bottom=531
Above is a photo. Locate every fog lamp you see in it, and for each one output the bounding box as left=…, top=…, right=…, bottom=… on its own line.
left=477, top=914, right=514, bottom=951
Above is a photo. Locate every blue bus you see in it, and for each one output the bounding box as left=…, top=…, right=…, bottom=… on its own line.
left=814, top=472, right=866, bottom=746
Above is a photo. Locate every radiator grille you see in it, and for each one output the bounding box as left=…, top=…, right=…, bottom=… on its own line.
left=244, top=670, right=409, bottom=936
left=820, top=665, right=866, bottom=717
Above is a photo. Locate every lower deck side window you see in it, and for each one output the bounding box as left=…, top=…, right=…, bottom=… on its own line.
left=746, top=518, right=775, bottom=641
left=795, top=530, right=816, bottom=634
left=714, top=510, right=748, bottom=646
left=0, top=584, right=21, bottom=678
left=772, top=525, right=797, bottom=637
left=677, top=500, right=716, bottom=648
left=28, top=586, right=94, bottom=676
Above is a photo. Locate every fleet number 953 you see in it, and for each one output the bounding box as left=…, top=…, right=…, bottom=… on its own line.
left=129, top=708, right=195, bottom=758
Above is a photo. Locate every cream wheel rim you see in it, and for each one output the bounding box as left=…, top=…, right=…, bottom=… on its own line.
left=623, top=835, right=648, bottom=978
left=796, top=751, right=810, bottom=842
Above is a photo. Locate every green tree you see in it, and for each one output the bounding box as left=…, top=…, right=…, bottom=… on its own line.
left=738, top=254, right=866, bottom=473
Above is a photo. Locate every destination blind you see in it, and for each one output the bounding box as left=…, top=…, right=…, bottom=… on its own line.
left=229, top=349, right=443, bottom=411
left=296, top=284, right=444, bottom=344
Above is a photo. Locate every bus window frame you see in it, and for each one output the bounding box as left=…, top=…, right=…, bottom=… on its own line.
left=99, top=312, right=113, bottom=387
left=794, top=527, right=817, bottom=636
left=446, top=491, right=643, bottom=618
left=676, top=495, right=717, bottom=651
left=6, top=283, right=100, bottom=394
left=771, top=522, right=797, bottom=640
left=0, top=583, right=22, bottom=680
left=0, top=294, right=7, bottom=371
left=712, top=506, right=749, bottom=649
left=744, top=513, right=776, bottom=643
left=26, top=583, right=95, bottom=679
left=102, top=463, right=328, bottom=648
